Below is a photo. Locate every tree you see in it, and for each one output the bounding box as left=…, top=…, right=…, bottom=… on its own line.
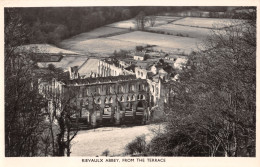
left=148, top=9, right=256, bottom=157
left=102, top=149, right=110, bottom=157
left=125, top=135, right=147, bottom=156
left=135, top=11, right=148, bottom=30
left=121, top=8, right=131, bottom=20
left=191, top=10, right=256, bottom=156
left=148, top=15, right=156, bottom=27
left=5, top=9, right=49, bottom=156
left=40, top=68, right=80, bottom=157
left=5, top=8, right=80, bottom=157
left=54, top=86, right=80, bottom=157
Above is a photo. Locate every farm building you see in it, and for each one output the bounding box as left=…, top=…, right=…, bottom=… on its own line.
left=134, top=52, right=145, bottom=61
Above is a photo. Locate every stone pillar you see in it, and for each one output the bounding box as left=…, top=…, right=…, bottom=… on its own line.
left=142, top=109, right=147, bottom=125
left=115, top=109, right=120, bottom=125
left=99, top=109, right=103, bottom=125
left=87, top=111, right=90, bottom=124
left=132, top=106, right=136, bottom=120
left=91, top=110, right=97, bottom=127
left=122, top=109, right=126, bottom=124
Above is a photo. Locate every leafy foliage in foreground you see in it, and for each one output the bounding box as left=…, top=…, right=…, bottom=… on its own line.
left=154, top=10, right=256, bottom=157
left=5, top=10, right=80, bottom=157
left=125, top=9, right=256, bottom=157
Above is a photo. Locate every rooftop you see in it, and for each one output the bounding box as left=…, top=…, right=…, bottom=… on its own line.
left=65, top=75, right=138, bottom=85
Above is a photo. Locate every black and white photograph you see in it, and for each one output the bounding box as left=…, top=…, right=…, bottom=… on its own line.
left=1, top=0, right=259, bottom=167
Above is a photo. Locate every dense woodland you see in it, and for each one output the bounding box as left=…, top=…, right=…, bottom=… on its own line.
left=5, top=7, right=238, bottom=45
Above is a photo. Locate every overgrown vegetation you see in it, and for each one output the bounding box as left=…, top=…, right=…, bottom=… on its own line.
left=5, top=9, right=80, bottom=157
left=125, top=9, right=256, bottom=157
left=135, top=45, right=144, bottom=52
left=159, top=10, right=255, bottom=157
left=102, top=149, right=110, bottom=157
left=113, top=49, right=131, bottom=59
left=125, top=135, right=147, bottom=156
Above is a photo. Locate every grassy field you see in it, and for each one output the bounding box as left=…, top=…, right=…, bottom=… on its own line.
left=152, top=16, right=183, bottom=26
left=107, top=16, right=182, bottom=29
left=173, top=17, right=242, bottom=29
left=71, top=124, right=164, bottom=156
left=59, top=17, right=220, bottom=56
left=109, top=31, right=200, bottom=54
left=60, top=27, right=130, bottom=50
left=148, top=24, right=212, bottom=39
left=62, top=37, right=146, bottom=55
left=59, top=26, right=148, bottom=55
left=107, top=19, right=136, bottom=29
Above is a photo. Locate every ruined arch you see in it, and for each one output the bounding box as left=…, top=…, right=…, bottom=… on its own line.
left=140, top=94, right=144, bottom=100
left=85, top=99, right=89, bottom=105
left=120, top=95, right=124, bottom=102
left=80, top=99, right=84, bottom=107
left=118, top=101, right=123, bottom=111
left=95, top=98, right=101, bottom=104
left=126, top=102, right=133, bottom=109
left=136, top=100, right=145, bottom=108
left=127, top=95, right=131, bottom=101
left=135, top=100, right=147, bottom=123
left=131, top=94, right=135, bottom=101
left=105, top=97, right=109, bottom=104
left=109, top=97, right=113, bottom=103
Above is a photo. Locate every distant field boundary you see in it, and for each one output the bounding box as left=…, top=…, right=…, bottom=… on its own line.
left=105, top=17, right=187, bottom=30
left=143, top=28, right=195, bottom=38
left=164, top=17, right=186, bottom=24
left=104, top=25, right=135, bottom=30
left=173, top=23, right=225, bottom=30
left=98, top=29, right=131, bottom=38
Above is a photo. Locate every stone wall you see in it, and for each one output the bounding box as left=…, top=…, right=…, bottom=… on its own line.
left=66, top=76, right=149, bottom=127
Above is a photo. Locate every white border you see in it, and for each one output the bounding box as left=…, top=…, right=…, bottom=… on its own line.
left=0, top=0, right=259, bottom=167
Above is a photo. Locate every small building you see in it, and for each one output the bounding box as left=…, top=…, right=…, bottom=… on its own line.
left=164, top=55, right=177, bottom=62
left=133, top=52, right=149, bottom=61
left=134, top=54, right=145, bottom=61
left=135, top=67, right=148, bottom=79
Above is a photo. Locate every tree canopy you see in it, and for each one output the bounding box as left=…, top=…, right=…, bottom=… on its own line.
left=147, top=9, right=256, bottom=157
